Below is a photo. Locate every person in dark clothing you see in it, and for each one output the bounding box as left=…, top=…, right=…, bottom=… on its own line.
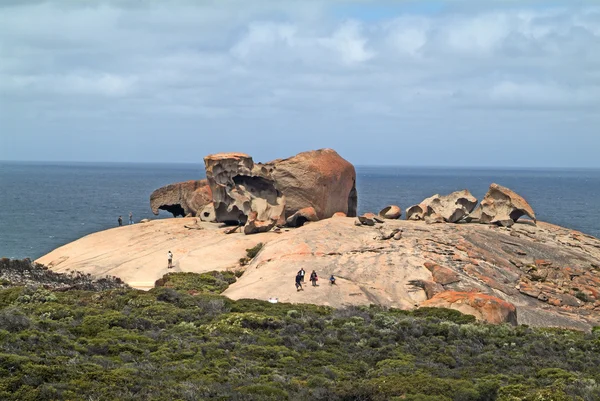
left=295, top=273, right=303, bottom=291
left=299, top=268, right=306, bottom=283
left=118, top=216, right=123, bottom=226
left=329, top=275, right=336, bottom=285
left=310, top=270, right=318, bottom=287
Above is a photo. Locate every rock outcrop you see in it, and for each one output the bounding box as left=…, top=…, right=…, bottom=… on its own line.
left=204, top=152, right=285, bottom=227
left=203, top=149, right=356, bottom=232
left=379, top=205, right=401, bottom=220
left=406, top=190, right=478, bottom=223
left=468, top=183, right=536, bottom=227
left=150, top=180, right=214, bottom=219
left=267, top=149, right=357, bottom=219
left=38, top=216, right=600, bottom=330
left=421, top=291, right=518, bottom=325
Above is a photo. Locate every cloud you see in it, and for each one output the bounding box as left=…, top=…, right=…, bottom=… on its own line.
left=0, top=1, right=599, bottom=166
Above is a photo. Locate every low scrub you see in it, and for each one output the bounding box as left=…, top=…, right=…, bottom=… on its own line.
left=0, top=272, right=598, bottom=400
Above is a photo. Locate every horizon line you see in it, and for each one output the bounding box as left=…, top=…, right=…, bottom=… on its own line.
left=1, top=159, right=600, bottom=171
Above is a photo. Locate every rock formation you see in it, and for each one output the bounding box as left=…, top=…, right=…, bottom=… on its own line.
left=267, top=149, right=357, bottom=219
left=286, top=207, right=319, bottom=228
left=468, top=183, right=536, bottom=227
left=379, top=205, right=401, bottom=219
left=38, top=216, right=600, bottom=330
left=406, top=190, right=478, bottom=223
left=204, top=152, right=286, bottom=226
left=150, top=180, right=214, bottom=219
left=421, top=291, right=518, bottom=325
left=203, top=149, right=356, bottom=232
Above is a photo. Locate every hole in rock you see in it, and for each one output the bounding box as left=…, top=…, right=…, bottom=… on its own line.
left=159, top=204, right=186, bottom=217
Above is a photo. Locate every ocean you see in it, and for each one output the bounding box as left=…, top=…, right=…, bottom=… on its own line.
left=1, top=161, right=599, bottom=260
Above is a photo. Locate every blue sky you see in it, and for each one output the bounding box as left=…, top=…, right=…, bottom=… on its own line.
left=0, top=0, right=599, bottom=167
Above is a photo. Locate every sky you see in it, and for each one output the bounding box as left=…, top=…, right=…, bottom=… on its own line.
left=0, top=0, right=599, bottom=167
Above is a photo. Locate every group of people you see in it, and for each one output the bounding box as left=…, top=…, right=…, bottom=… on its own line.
left=117, top=212, right=134, bottom=226
left=295, top=268, right=336, bottom=291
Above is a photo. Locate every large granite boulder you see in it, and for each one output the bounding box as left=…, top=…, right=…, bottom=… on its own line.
left=421, top=291, right=518, bottom=325
left=468, top=183, right=536, bottom=227
left=150, top=180, right=214, bottom=220
left=204, top=149, right=357, bottom=233
left=406, top=190, right=478, bottom=223
left=204, top=153, right=285, bottom=227
left=267, top=149, right=357, bottom=219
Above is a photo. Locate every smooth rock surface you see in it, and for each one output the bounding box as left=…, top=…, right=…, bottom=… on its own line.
left=37, top=217, right=600, bottom=329
left=268, top=149, right=357, bottom=219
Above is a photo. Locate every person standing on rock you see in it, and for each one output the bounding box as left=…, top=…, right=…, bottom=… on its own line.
left=310, top=270, right=318, bottom=287
left=118, top=216, right=123, bottom=226
left=299, top=268, right=306, bottom=283
left=167, top=251, right=173, bottom=269
left=329, top=275, right=336, bottom=285
left=295, top=272, right=303, bottom=291
left=129, top=212, right=133, bottom=225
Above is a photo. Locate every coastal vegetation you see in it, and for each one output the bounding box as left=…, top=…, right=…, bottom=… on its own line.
left=0, top=267, right=599, bottom=400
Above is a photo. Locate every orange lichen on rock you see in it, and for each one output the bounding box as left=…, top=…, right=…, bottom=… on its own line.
left=421, top=291, right=517, bottom=325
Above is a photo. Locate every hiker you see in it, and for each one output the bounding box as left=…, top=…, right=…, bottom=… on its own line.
left=295, top=272, right=303, bottom=291
left=118, top=216, right=123, bottom=226
left=299, top=268, right=306, bottom=283
left=310, top=270, right=318, bottom=287
left=129, top=212, right=133, bottom=225
left=167, top=251, right=173, bottom=269
left=330, top=275, right=336, bottom=285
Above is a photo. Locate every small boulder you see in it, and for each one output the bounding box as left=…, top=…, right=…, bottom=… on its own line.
left=467, top=183, right=536, bottom=227
left=286, top=207, right=319, bottom=227
left=379, top=205, right=402, bottom=220
left=421, top=291, right=518, bottom=325
left=243, top=211, right=278, bottom=235
left=357, top=216, right=375, bottom=226
left=332, top=212, right=347, bottom=218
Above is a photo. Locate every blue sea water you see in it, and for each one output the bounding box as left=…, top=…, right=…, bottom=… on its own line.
left=1, top=161, right=599, bottom=260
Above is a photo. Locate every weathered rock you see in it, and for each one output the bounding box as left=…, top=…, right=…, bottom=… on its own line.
left=379, top=205, right=401, bottom=220
left=268, top=149, right=357, bottom=219
left=150, top=180, right=213, bottom=218
left=332, top=212, right=347, bottom=218
left=425, top=213, right=445, bottom=225
left=357, top=216, right=375, bottom=226
left=468, top=183, right=536, bottom=226
left=409, top=279, right=444, bottom=299
left=421, top=291, right=518, bottom=325
left=204, top=152, right=285, bottom=229
left=244, top=211, right=278, bottom=235
left=376, top=228, right=402, bottom=240
left=406, top=204, right=432, bottom=221
left=286, top=207, right=319, bottom=228
left=203, top=149, right=356, bottom=233
left=424, top=262, right=461, bottom=285
left=406, top=190, right=478, bottom=223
